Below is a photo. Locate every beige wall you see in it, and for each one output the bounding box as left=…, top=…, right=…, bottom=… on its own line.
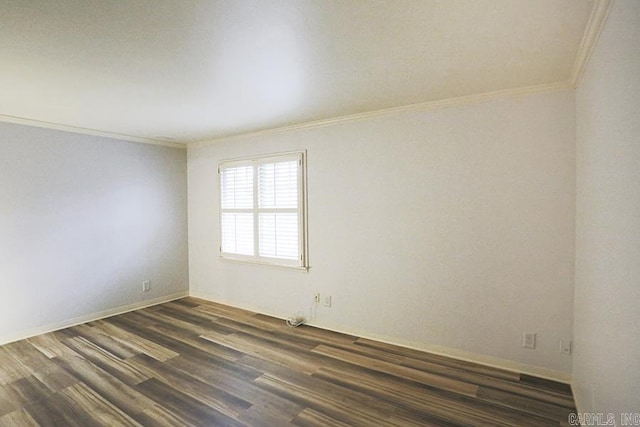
left=189, top=89, right=576, bottom=376
left=0, top=123, right=189, bottom=344
left=574, top=0, right=640, bottom=414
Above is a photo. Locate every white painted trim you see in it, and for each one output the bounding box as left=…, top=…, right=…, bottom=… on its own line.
left=319, top=326, right=573, bottom=384
left=0, top=291, right=189, bottom=346
left=571, top=383, right=584, bottom=413
left=188, top=81, right=572, bottom=148
left=186, top=82, right=573, bottom=148
left=189, top=291, right=572, bottom=384
left=0, top=114, right=186, bottom=149
left=2, top=81, right=574, bottom=151
left=570, top=0, right=615, bottom=87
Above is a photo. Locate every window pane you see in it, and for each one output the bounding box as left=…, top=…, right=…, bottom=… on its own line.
left=221, top=165, right=253, bottom=209
left=221, top=213, right=254, bottom=255
left=258, top=160, right=298, bottom=209
left=259, top=213, right=298, bottom=259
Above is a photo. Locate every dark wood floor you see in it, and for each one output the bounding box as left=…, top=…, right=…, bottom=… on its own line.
left=0, top=297, right=576, bottom=426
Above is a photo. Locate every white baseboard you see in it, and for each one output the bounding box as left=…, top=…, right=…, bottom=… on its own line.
left=571, top=383, right=584, bottom=413
left=189, top=291, right=572, bottom=384
left=321, top=327, right=572, bottom=384
left=0, top=291, right=189, bottom=346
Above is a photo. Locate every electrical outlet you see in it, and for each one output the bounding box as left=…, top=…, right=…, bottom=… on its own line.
left=560, top=340, right=572, bottom=355
left=523, top=332, right=536, bottom=349
left=324, top=295, right=332, bottom=307
left=142, top=280, right=151, bottom=292
left=314, top=293, right=320, bottom=304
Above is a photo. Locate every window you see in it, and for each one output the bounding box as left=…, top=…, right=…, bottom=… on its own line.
left=219, top=151, right=307, bottom=269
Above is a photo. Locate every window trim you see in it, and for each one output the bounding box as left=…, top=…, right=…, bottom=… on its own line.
left=218, top=150, right=309, bottom=271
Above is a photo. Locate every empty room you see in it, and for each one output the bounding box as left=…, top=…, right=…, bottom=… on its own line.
left=1, top=0, right=638, bottom=425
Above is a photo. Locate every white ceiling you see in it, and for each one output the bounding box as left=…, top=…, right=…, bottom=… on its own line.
left=0, top=0, right=602, bottom=146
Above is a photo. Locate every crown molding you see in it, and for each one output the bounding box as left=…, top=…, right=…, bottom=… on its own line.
left=0, top=114, right=186, bottom=149
left=189, top=80, right=572, bottom=148
left=570, top=0, right=615, bottom=87
left=0, top=76, right=578, bottom=152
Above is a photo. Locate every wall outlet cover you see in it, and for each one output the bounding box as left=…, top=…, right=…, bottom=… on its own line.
left=523, top=332, right=536, bottom=349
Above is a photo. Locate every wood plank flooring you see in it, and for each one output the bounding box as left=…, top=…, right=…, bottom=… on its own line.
left=0, top=297, right=577, bottom=426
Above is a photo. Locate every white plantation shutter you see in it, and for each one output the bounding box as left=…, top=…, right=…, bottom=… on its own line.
left=220, top=164, right=253, bottom=210
left=219, top=152, right=307, bottom=268
left=220, top=164, right=254, bottom=255
left=258, top=213, right=299, bottom=259
left=258, top=159, right=299, bottom=260
left=221, top=213, right=253, bottom=255
left=258, top=160, right=298, bottom=209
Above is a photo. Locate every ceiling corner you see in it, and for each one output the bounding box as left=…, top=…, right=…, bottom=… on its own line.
left=570, top=0, right=615, bottom=87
